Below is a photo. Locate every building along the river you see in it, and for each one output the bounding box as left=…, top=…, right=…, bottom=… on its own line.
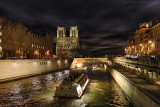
left=0, top=17, right=53, bottom=59
left=125, top=21, right=160, bottom=57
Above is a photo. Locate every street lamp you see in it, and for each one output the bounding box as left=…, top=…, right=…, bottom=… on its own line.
left=34, top=49, right=39, bottom=58
left=45, top=50, right=50, bottom=58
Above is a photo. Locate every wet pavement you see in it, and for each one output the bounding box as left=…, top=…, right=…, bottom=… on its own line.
left=0, top=69, right=133, bottom=107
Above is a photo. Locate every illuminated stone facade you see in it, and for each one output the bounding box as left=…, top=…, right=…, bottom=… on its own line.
left=0, top=17, right=53, bottom=59
left=56, top=26, right=84, bottom=58
left=126, top=21, right=160, bottom=57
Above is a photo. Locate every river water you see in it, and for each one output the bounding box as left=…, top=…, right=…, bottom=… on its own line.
left=0, top=69, right=133, bottom=107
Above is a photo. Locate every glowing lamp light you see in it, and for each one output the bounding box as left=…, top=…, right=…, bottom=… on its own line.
left=34, top=50, right=39, bottom=55
left=77, top=64, right=82, bottom=67
left=132, top=46, right=134, bottom=48
left=14, top=61, right=18, bottom=65
left=140, top=44, right=142, bottom=46
left=65, top=59, right=68, bottom=63
left=48, top=59, right=51, bottom=63
left=33, top=60, right=37, bottom=64
left=151, top=43, right=154, bottom=47
left=47, top=50, right=49, bottom=54
left=57, top=59, right=61, bottom=64
left=146, top=24, right=149, bottom=28
left=149, top=40, right=152, bottom=43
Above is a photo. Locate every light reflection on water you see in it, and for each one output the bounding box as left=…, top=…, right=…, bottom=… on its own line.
left=0, top=69, right=132, bottom=107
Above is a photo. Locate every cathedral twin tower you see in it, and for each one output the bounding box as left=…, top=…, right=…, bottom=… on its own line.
left=57, top=26, right=78, bottom=37
left=56, top=26, right=82, bottom=58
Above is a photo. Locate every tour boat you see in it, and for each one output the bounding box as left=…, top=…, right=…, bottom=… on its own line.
left=54, top=73, right=89, bottom=98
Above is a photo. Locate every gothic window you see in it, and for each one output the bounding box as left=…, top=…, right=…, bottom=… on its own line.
left=72, top=30, right=76, bottom=37
left=72, top=30, right=74, bottom=37
left=61, top=30, right=63, bottom=37
left=74, top=30, right=76, bottom=36
left=59, top=31, right=60, bottom=37
left=59, top=30, right=63, bottom=37
left=59, top=31, right=61, bottom=37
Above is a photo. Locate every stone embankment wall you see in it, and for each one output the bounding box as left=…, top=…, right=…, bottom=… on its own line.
left=0, top=58, right=71, bottom=83
left=109, top=68, right=160, bottom=107
left=115, top=56, right=160, bottom=68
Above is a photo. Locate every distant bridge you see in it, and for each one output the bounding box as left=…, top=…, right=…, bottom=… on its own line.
left=70, top=58, right=108, bottom=71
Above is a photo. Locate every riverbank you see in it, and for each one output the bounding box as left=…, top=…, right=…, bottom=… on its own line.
left=0, top=58, right=72, bottom=83
left=108, top=66, right=160, bottom=107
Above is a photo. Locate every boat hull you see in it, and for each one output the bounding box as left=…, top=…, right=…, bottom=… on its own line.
left=54, top=73, right=89, bottom=98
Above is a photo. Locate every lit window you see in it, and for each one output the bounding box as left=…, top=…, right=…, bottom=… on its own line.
left=146, top=24, right=149, bottom=28
left=0, top=32, right=2, bottom=36
left=0, top=47, right=2, bottom=51
left=0, top=39, right=1, bottom=43
left=32, top=44, right=34, bottom=47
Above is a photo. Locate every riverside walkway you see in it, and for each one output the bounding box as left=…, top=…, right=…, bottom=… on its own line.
left=112, top=66, right=160, bottom=106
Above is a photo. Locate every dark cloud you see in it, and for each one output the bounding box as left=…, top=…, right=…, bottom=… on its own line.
left=0, top=0, right=160, bottom=56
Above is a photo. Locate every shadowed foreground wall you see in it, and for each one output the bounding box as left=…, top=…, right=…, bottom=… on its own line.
left=0, top=59, right=71, bottom=83
left=109, top=69, right=160, bottom=107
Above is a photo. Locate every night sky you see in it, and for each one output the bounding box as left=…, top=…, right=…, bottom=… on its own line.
left=0, top=0, right=160, bottom=56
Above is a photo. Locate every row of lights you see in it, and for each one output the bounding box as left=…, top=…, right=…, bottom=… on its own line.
left=126, top=40, right=153, bottom=50
left=32, top=44, right=45, bottom=49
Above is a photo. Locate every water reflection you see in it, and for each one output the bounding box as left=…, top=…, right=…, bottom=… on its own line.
left=10, top=84, right=21, bottom=94
left=0, top=69, right=132, bottom=107
left=30, top=78, right=42, bottom=91
left=44, top=74, right=55, bottom=87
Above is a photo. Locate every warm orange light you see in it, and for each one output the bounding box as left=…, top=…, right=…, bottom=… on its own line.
left=34, top=50, right=39, bottom=55
left=47, top=50, right=50, bottom=55
left=132, top=46, right=134, bottom=48
left=140, top=44, right=142, bottom=46
left=149, top=40, right=151, bottom=43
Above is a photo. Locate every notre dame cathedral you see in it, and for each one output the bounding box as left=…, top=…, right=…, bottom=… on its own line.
left=56, top=26, right=85, bottom=58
